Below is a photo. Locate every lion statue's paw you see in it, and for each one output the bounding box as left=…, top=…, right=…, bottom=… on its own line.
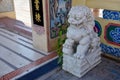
left=73, top=53, right=85, bottom=59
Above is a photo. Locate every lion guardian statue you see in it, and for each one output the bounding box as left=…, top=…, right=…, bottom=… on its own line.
left=62, top=6, right=100, bottom=59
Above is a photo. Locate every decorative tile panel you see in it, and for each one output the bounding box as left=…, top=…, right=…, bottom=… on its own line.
left=104, top=23, right=120, bottom=46
left=49, top=0, right=72, bottom=38
left=102, top=9, right=120, bottom=57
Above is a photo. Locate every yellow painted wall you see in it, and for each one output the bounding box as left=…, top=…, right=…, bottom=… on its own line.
left=72, top=0, right=120, bottom=11
left=0, top=11, right=15, bottom=19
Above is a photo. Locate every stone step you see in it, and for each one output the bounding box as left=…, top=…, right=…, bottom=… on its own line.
left=0, top=17, right=32, bottom=38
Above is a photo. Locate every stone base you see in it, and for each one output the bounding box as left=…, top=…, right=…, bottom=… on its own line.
left=62, top=48, right=101, bottom=78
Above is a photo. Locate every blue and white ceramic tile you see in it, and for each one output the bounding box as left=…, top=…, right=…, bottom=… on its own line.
left=102, top=9, right=120, bottom=57
left=103, top=9, right=120, bottom=20
left=110, top=27, right=120, bottom=44
left=100, top=43, right=120, bottom=57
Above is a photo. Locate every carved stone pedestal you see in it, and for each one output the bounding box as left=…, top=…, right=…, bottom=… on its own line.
left=62, top=48, right=101, bottom=78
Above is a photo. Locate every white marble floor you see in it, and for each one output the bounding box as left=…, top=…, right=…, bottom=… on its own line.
left=0, top=28, right=46, bottom=77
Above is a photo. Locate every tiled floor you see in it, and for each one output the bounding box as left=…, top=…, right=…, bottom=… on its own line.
left=0, top=28, right=55, bottom=79
left=44, top=57, right=120, bottom=80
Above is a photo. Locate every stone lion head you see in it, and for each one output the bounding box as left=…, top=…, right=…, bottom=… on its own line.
left=68, top=5, right=95, bottom=31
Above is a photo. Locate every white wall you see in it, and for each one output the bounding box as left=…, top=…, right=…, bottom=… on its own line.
left=13, top=0, right=32, bottom=27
